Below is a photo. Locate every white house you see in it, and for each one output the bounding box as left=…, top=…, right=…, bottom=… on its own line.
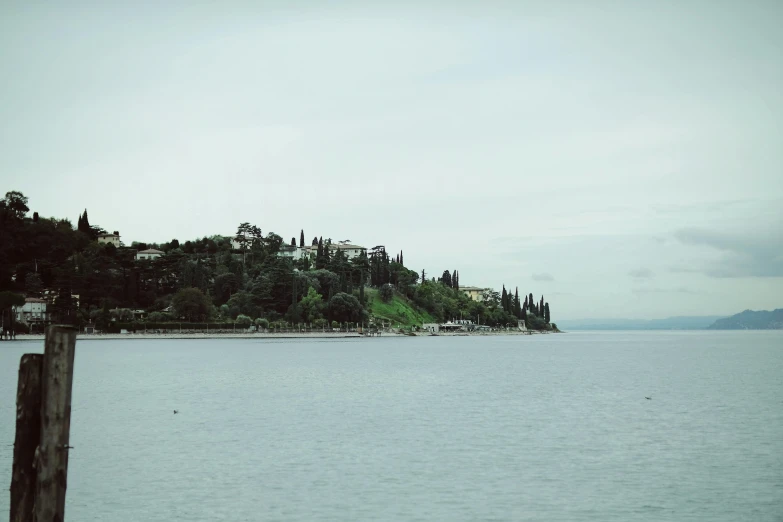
left=15, top=297, right=49, bottom=324
left=97, top=231, right=121, bottom=247
left=279, top=244, right=310, bottom=261
left=460, top=286, right=490, bottom=302
left=136, top=248, right=164, bottom=261
left=331, top=243, right=366, bottom=260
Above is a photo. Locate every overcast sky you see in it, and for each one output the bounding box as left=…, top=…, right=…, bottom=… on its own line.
left=1, top=1, right=781, bottom=319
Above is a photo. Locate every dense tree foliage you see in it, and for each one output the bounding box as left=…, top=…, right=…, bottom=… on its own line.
left=1, top=191, right=554, bottom=332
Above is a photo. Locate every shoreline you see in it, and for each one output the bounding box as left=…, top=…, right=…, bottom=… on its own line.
left=5, top=330, right=552, bottom=342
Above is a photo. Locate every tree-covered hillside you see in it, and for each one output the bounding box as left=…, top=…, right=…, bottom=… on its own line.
left=0, top=191, right=555, bottom=332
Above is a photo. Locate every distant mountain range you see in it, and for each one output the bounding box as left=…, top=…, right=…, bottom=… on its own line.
left=707, top=309, right=783, bottom=330
left=560, top=316, right=725, bottom=331
left=560, top=310, right=783, bottom=330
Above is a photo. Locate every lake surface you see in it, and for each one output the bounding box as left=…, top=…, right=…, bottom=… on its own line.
left=1, top=332, right=782, bottom=521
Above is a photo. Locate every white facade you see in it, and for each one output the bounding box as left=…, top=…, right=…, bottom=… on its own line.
left=461, top=286, right=490, bottom=302
left=331, top=244, right=366, bottom=260
left=279, top=245, right=310, bottom=261
left=136, top=248, right=164, bottom=260
left=97, top=231, right=121, bottom=247
left=15, top=298, right=49, bottom=323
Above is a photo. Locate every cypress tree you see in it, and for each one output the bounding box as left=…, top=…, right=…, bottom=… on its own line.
left=501, top=285, right=508, bottom=312
left=291, top=237, right=296, bottom=246
left=300, top=230, right=305, bottom=248
left=399, top=251, right=404, bottom=266
left=514, top=288, right=521, bottom=318
left=359, top=267, right=365, bottom=303
left=540, top=295, right=544, bottom=314
left=454, top=271, right=459, bottom=291
left=544, top=302, right=551, bottom=323
left=529, top=293, right=534, bottom=311
left=316, top=237, right=324, bottom=269
left=77, top=213, right=83, bottom=231
left=382, top=251, right=390, bottom=284
left=442, top=270, right=452, bottom=287
left=81, top=209, right=90, bottom=232
left=452, top=270, right=457, bottom=289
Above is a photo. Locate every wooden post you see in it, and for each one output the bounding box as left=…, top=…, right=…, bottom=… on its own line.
left=10, top=354, right=43, bottom=522
left=34, top=325, right=77, bottom=522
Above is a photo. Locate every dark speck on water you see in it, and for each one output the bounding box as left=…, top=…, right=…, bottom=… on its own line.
left=1, top=331, right=782, bottom=521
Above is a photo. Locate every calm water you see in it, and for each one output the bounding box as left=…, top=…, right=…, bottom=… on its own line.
left=1, top=332, right=782, bottom=521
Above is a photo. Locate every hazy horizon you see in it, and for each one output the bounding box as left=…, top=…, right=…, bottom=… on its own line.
left=2, top=1, right=781, bottom=320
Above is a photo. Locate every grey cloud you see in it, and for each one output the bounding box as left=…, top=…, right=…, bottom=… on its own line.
left=674, top=227, right=783, bottom=278
left=532, top=273, right=554, bottom=281
left=628, top=267, right=654, bottom=279
left=632, top=286, right=699, bottom=295
left=651, top=199, right=754, bottom=215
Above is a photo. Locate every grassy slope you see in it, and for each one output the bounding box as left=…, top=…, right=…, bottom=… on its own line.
left=366, top=288, right=435, bottom=327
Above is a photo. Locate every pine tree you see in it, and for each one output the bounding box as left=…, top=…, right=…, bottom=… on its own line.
left=300, top=230, right=305, bottom=248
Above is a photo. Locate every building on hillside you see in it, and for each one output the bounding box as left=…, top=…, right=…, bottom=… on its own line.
left=330, top=243, right=366, bottom=260
left=460, top=286, right=490, bottom=302
left=277, top=243, right=366, bottom=262
left=97, top=231, right=121, bottom=247
left=279, top=244, right=310, bottom=261
left=136, top=248, right=164, bottom=261
left=15, top=297, right=49, bottom=324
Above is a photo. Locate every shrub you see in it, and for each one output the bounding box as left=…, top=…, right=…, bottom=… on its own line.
left=235, top=314, right=252, bottom=327
left=147, top=311, right=170, bottom=322
left=379, top=284, right=394, bottom=303
left=313, top=318, right=327, bottom=328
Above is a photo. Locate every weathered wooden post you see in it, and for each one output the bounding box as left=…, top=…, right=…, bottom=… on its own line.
left=10, top=354, right=43, bottom=522
left=35, top=325, right=77, bottom=522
